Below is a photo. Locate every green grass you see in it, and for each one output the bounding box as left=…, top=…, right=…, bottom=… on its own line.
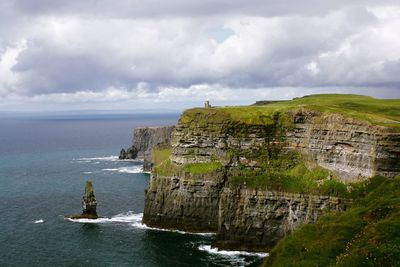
left=263, top=176, right=400, bottom=267
left=153, top=159, right=181, bottom=177
left=183, top=162, right=222, bottom=174
left=152, top=148, right=181, bottom=176
left=227, top=151, right=351, bottom=197
left=152, top=148, right=222, bottom=176
left=182, top=94, right=400, bottom=128
left=151, top=148, right=171, bottom=166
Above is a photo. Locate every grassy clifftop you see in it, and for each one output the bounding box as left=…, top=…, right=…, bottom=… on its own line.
left=181, top=94, right=400, bottom=128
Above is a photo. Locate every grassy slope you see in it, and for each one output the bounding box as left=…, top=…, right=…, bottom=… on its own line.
left=263, top=176, right=400, bottom=267
left=182, top=94, right=400, bottom=128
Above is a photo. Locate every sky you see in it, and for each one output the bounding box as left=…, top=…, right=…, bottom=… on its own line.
left=0, top=0, right=400, bottom=113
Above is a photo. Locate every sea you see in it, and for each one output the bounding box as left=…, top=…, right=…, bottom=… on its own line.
left=0, top=114, right=267, bottom=267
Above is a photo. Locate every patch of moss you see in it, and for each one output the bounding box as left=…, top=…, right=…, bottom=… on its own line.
left=183, top=162, right=222, bottom=174
left=152, top=148, right=181, bottom=176
left=151, top=148, right=172, bottom=166
left=228, top=151, right=351, bottom=197
left=263, top=176, right=400, bottom=267
left=152, top=148, right=222, bottom=176
left=154, top=159, right=182, bottom=177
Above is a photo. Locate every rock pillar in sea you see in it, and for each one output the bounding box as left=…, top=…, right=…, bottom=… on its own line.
left=82, top=181, right=98, bottom=218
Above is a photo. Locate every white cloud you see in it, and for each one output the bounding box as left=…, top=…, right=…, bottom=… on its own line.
left=0, top=40, right=26, bottom=96
left=0, top=1, right=399, bottom=112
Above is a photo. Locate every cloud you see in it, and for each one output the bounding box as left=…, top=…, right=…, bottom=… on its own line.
left=0, top=1, right=399, bottom=111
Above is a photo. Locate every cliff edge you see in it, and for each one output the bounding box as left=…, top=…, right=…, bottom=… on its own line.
left=141, top=94, right=400, bottom=252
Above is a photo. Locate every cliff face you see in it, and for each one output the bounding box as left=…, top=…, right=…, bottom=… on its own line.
left=285, top=110, right=400, bottom=181
left=142, top=98, right=400, bottom=251
left=133, top=126, right=175, bottom=158
left=216, top=188, right=350, bottom=251
left=133, top=126, right=174, bottom=171
left=171, top=109, right=399, bottom=181
left=119, top=126, right=174, bottom=168
left=143, top=171, right=225, bottom=231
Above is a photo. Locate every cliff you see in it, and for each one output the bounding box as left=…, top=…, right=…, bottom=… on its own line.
left=119, top=126, right=174, bottom=170
left=142, top=94, right=400, bottom=252
left=263, top=175, right=400, bottom=266
left=134, top=126, right=174, bottom=171
left=133, top=126, right=175, bottom=158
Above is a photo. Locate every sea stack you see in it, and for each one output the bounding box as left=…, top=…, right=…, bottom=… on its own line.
left=65, top=180, right=98, bottom=219
left=119, top=146, right=138, bottom=160
left=82, top=181, right=98, bottom=219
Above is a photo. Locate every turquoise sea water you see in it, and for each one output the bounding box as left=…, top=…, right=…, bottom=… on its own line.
left=0, top=115, right=266, bottom=267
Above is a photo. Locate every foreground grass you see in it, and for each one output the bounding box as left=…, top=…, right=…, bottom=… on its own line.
left=263, top=176, right=400, bottom=266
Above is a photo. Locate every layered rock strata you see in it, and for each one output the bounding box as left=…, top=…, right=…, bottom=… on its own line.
left=143, top=171, right=225, bottom=231
left=215, top=188, right=350, bottom=251
left=284, top=110, right=400, bottom=181
left=142, top=108, right=400, bottom=250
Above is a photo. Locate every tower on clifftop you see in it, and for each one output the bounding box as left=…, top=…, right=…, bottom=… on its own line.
left=204, top=100, right=211, bottom=108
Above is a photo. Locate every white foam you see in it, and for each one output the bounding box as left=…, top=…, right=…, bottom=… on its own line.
left=74, top=156, right=142, bottom=163
left=131, top=217, right=214, bottom=236
left=66, top=211, right=141, bottom=224
left=34, top=219, right=44, bottom=224
left=198, top=245, right=268, bottom=258
left=102, top=166, right=143, bottom=174
left=66, top=211, right=214, bottom=236
left=83, top=171, right=93, bottom=174
left=74, top=156, right=119, bottom=162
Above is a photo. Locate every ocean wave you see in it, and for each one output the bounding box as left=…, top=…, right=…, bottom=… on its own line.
left=73, top=156, right=142, bottom=163
left=65, top=211, right=142, bottom=224
left=131, top=216, right=214, bottom=236
left=74, top=155, right=119, bottom=162
left=102, top=166, right=143, bottom=174
left=198, top=245, right=268, bottom=258
left=34, top=219, right=44, bottom=224
left=66, top=211, right=214, bottom=236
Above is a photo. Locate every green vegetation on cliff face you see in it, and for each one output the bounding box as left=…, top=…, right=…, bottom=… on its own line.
left=181, top=94, right=400, bottom=128
left=228, top=151, right=351, bottom=197
left=183, top=162, right=222, bottom=174
left=152, top=148, right=222, bottom=176
left=263, top=176, right=400, bottom=267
